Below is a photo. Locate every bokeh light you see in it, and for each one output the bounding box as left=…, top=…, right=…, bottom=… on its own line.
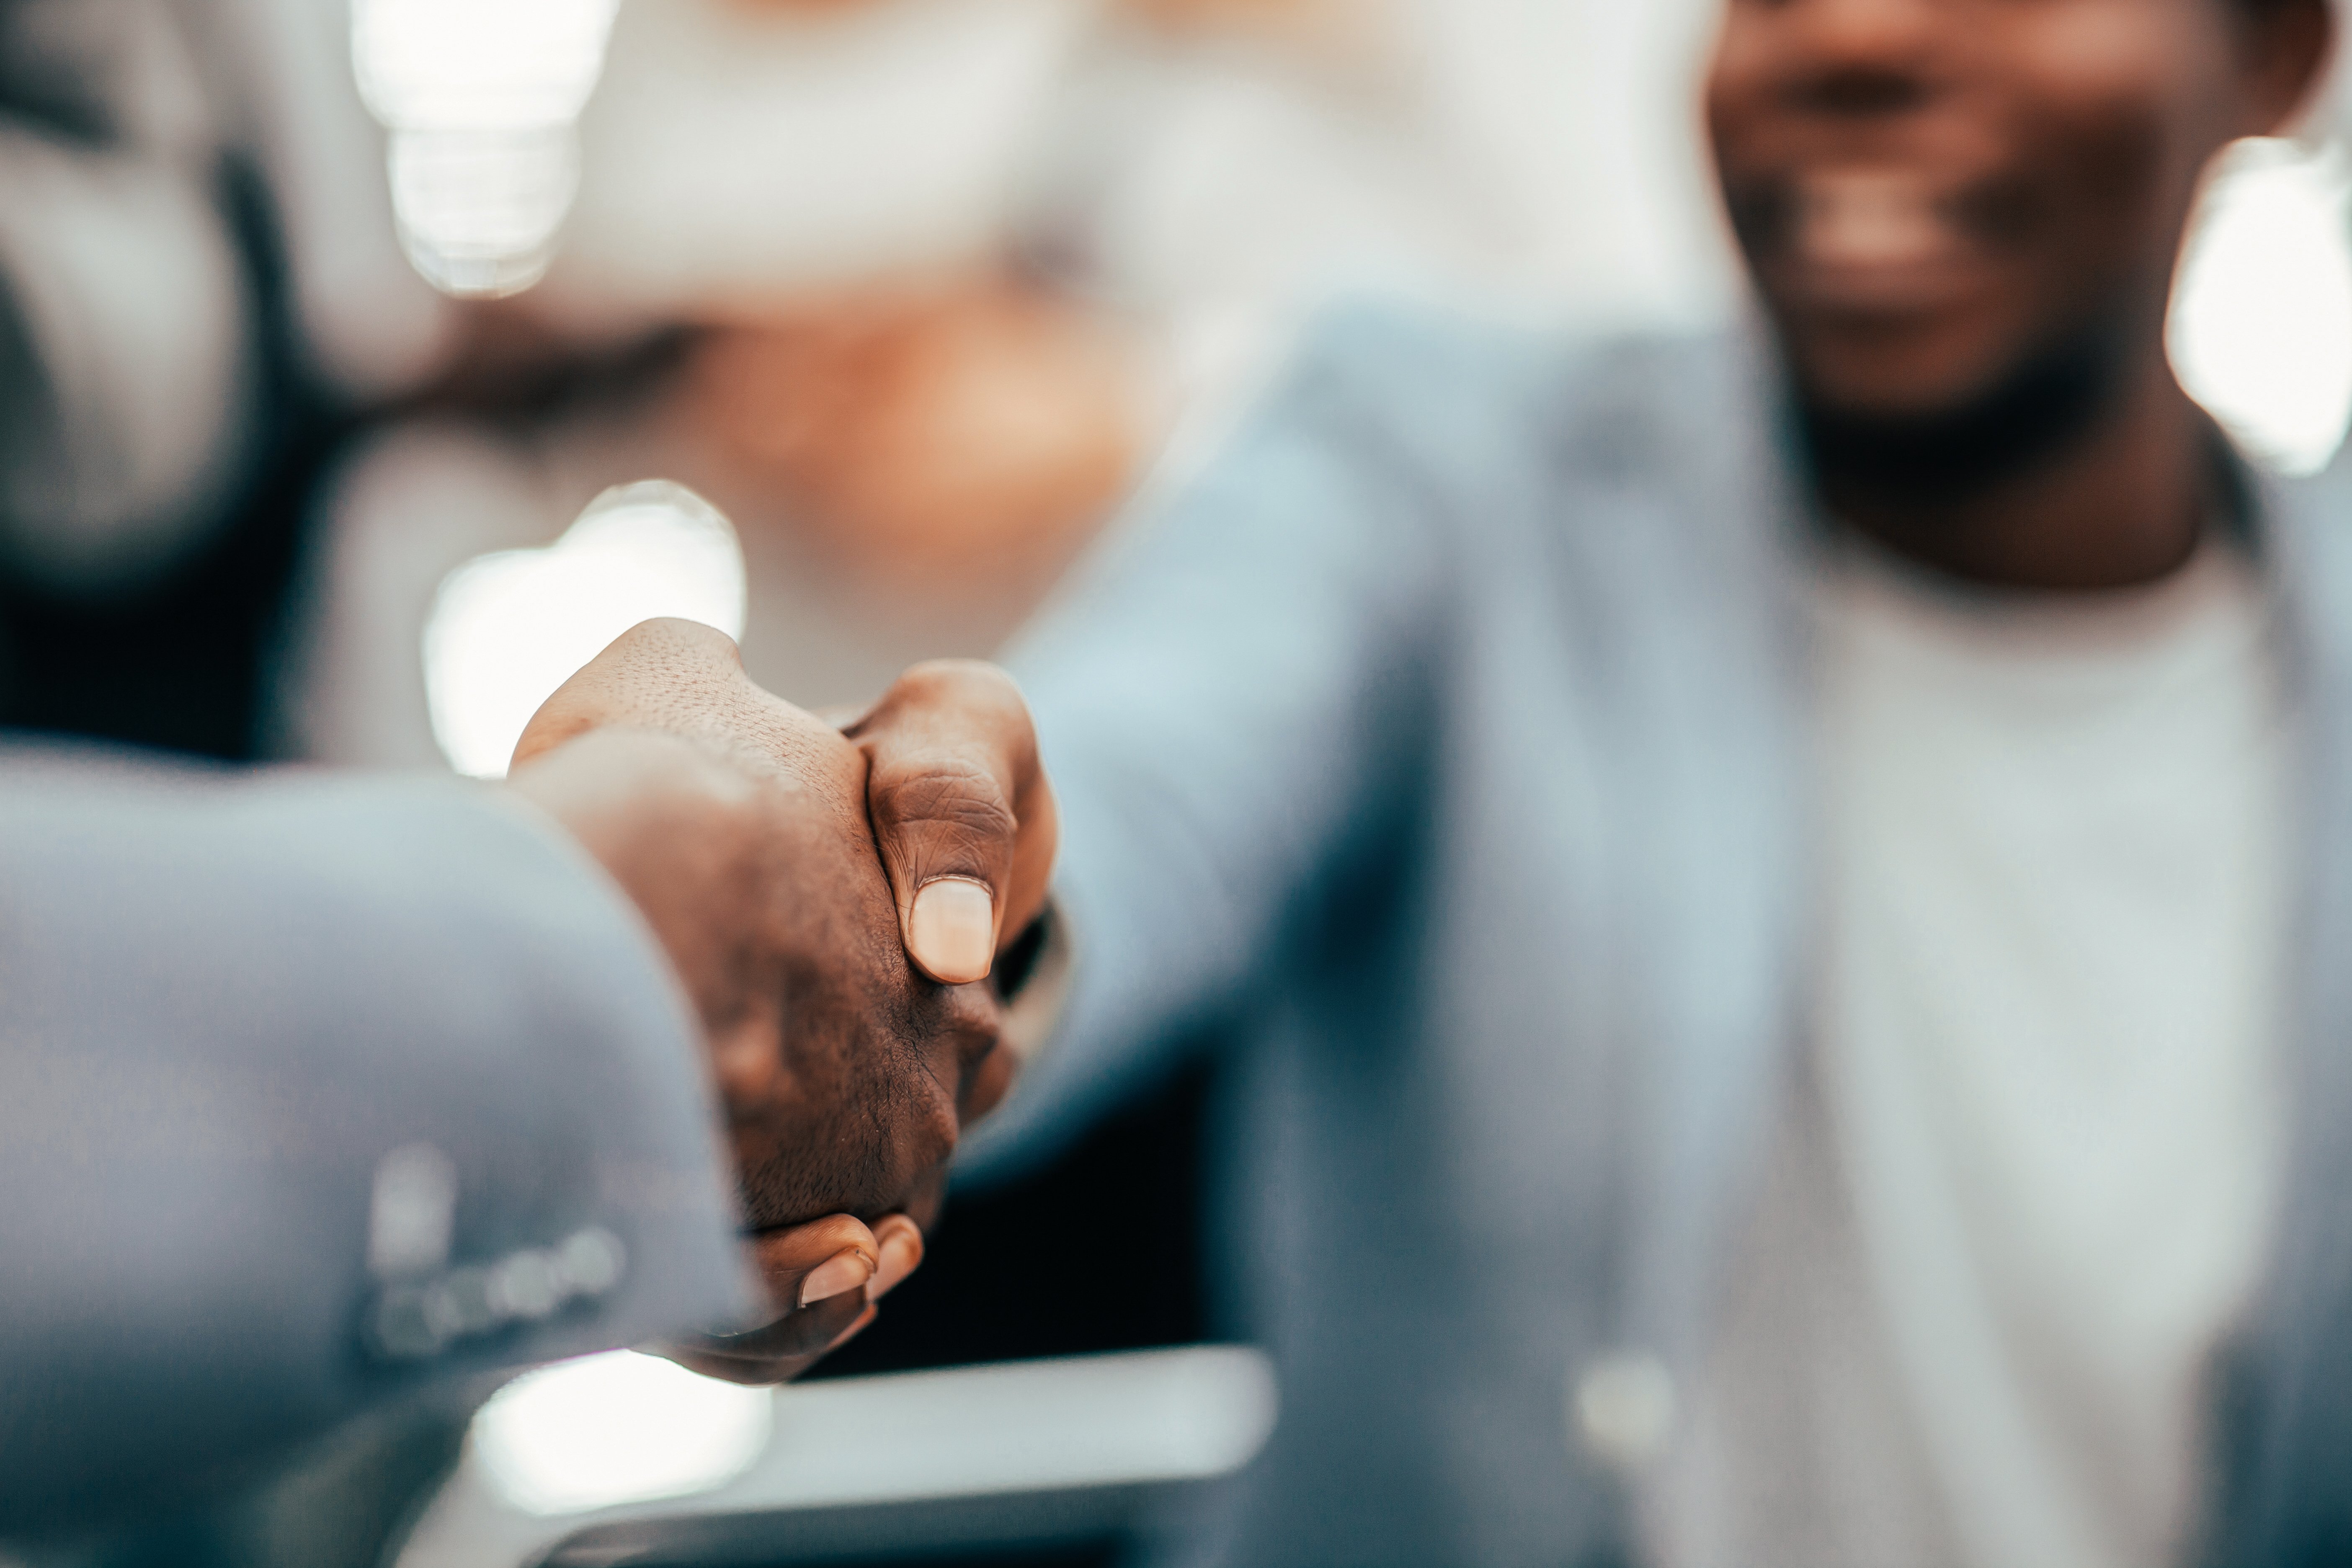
left=2169, top=137, right=2352, bottom=477
left=472, top=1349, right=773, bottom=1515
left=422, top=480, right=748, bottom=778
left=349, top=0, right=621, bottom=295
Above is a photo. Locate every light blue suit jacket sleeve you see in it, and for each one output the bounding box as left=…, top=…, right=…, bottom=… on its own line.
left=964, top=309, right=1485, bottom=1178
left=0, top=751, right=752, bottom=1531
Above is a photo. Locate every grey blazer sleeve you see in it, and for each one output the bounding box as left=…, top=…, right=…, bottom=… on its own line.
left=0, top=755, right=753, bottom=1531
left=960, top=308, right=1461, bottom=1177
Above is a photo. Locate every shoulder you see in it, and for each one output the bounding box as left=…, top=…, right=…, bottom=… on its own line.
left=1262, top=294, right=1755, bottom=496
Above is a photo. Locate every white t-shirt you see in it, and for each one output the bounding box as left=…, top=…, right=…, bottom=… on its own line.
left=1647, top=536, right=2291, bottom=1568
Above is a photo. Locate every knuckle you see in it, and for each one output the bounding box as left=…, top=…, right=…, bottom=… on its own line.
left=941, top=988, right=1004, bottom=1065
left=616, top=616, right=738, bottom=658
left=874, top=759, right=1019, bottom=856
left=858, top=663, right=1044, bottom=823
left=936, top=992, right=1007, bottom=1116
left=957, top=1018, right=1002, bottom=1070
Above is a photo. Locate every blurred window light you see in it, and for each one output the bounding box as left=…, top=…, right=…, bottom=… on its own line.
left=400, top=1346, right=1278, bottom=1565
left=350, top=0, right=620, bottom=295
left=743, top=1344, right=1280, bottom=1510
left=465, top=1344, right=1276, bottom=1522
left=473, top=1350, right=774, bottom=1516
left=2169, top=137, right=2352, bottom=477
left=423, top=480, right=748, bottom=778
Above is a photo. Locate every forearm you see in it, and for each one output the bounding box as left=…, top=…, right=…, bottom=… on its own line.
left=962, top=317, right=1448, bottom=1171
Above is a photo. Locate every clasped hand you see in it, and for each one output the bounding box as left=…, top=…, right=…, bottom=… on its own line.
left=503, top=620, right=1054, bottom=1381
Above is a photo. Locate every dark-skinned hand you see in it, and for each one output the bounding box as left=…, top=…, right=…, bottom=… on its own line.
left=503, top=619, right=1019, bottom=1380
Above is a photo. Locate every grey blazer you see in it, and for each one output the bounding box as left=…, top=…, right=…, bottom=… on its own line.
left=0, top=755, right=749, bottom=1536
left=966, top=304, right=2352, bottom=1567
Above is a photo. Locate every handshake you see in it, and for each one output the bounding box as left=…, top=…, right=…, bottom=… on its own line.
left=503, top=618, right=1057, bottom=1383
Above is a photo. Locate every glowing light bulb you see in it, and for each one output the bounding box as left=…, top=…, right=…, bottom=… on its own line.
left=2169, top=137, right=2352, bottom=477
left=350, top=0, right=621, bottom=296
left=423, top=480, right=748, bottom=778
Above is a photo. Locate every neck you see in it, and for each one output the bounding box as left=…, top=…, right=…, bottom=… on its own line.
left=1804, top=341, right=2216, bottom=593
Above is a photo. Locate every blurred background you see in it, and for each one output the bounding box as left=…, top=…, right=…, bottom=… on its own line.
left=6, top=0, right=2352, bottom=1563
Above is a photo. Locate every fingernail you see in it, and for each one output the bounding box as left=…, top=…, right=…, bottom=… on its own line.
left=798, top=1248, right=874, bottom=1308
left=869, top=1219, right=925, bottom=1301
left=910, top=879, right=994, bottom=984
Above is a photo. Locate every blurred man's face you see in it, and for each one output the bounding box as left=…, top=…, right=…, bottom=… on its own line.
left=1707, top=0, right=2324, bottom=424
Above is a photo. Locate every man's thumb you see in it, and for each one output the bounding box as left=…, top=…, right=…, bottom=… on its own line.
left=851, top=661, right=1039, bottom=986
left=906, top=877, right=998, bottom=986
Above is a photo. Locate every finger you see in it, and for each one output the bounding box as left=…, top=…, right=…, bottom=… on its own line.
left=792, top=1246, right=874, bottom=1310
left=661, top=1348, right=794, bottom=1387
left=923, top=969, right=1012, bottom=1129
left=847, top=661, right=1057, bottom=985
left=961, top=1002, right=1018, bottom=1122
left=746, top=1214, right=880, bottom=1316
left=649, top=1211, right=889, bottom=1387
left=656, top=1294, right=875, bottom=1385
left=701, top=1283, right=874, bottom=1362
left=867, top=1214, right=925, bottom=1301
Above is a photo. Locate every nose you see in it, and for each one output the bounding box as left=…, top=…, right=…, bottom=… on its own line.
left=1781, top=0, right=1943, bottom=116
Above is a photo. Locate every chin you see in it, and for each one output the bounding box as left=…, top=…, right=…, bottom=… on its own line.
left=1779, top=309, right=2028, bottom=423
left=1780, top=306, right=2133, bottom=499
